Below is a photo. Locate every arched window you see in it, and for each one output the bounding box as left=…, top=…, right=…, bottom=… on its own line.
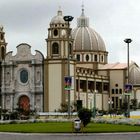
left=119, top=89, right=122, bottom=94
left=115, top=89, right=118, bottom=94
left=69, top=43, right=72, bottom=55
left=94, top=55, right=98, bottom=62
left=76, top=54, right=80, bottom=61
left=1, top=46, right=5, bottom=59
left=52, top=42, right=59, bottom=54
left=112, top=89, right=114, bottom=94
left=53, top=29, right=58, bottom=36
left=1, top=34, right=4, bottom=40
left=86, top=54, right=89, bottom=61
left=101, top=55, right=104, bottom=62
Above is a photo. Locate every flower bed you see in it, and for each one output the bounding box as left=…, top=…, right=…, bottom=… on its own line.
left=92, top=117, right=140, bottom=126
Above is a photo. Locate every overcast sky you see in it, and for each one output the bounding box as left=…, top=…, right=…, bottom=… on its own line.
left=0, top=0, right=140, bottom=65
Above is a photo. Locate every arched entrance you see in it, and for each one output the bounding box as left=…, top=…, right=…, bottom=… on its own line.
left=18, top=95, right=30, bottom=112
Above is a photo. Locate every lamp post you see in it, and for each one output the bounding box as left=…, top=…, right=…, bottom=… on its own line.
left=0, top=106, right=2, bottom=120
left=124, top=38, right=132, bottom=118
left=63, top=15, right=74, bottom=117
left=91, top=90, right=97, bottom=118
left=119, top=95, right=122, bottom=109
left=108, top=98, right=113, bottom=117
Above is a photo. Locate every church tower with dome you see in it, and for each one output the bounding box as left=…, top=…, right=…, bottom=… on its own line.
left=72, top=6, right=108, bottom=70
left=44, top=8, right=76, bottom=112
left=44, top=7, right=110, bottom=112
left=72, top=7, right=110, bottom=111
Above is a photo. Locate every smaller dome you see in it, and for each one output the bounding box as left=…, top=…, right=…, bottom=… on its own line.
left=50, top=9, right=65, bottom=24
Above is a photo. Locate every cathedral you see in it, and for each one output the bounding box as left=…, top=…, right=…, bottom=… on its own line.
left=0, top=7, right=140, bottom=114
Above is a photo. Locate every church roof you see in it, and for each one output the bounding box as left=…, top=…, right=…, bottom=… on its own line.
left=99, top=62, right=127, bottom=70
left=129, top=62, right=140, bottom=85
left=100, top=62, right=140, bottom=85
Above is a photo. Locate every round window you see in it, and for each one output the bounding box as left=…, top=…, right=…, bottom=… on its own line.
left=20, top=70, right=28, bottom=83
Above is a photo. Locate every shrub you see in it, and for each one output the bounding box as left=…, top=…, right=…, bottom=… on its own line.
left=78, top=108, right=92, bottom=127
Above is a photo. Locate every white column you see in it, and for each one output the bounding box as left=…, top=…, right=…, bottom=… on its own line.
left=10, top=94, right=14, bottom=112
left=1, top=62, right=5, bottom=92
left=1, top=62, right=5, bottom=109
left=2, top=95, right=5, bottom=109
left=31, top=59, right=35, bottom=92
left=40, top=94, right=43, bottom=112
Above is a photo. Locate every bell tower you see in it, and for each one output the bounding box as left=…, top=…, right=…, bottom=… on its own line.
left=44, top=9, right=76, bottom=112
left=0, top=26, right=7, bottom=60
left=46, top=9, right=73, bottom=59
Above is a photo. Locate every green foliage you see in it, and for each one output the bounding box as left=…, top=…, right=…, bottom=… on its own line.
left=98, top=110, right=107, bottom=115
left=10, top=112, right=19, bottom=120
left=131, top=99, right=137, bottom=110
left=58, top=103, right=75, bottom=112
left=58, top=103, right=68, bottom=112
left=78, top=108, right=92, bottom=127
left=121, top=98, right=128, bottom=117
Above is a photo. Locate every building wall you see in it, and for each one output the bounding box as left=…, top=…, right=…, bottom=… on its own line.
left=110, top=70, right=125, bottom=89
left=48, top=63, right=62, bottom=111
left=135, top=89, right=140, bottom=105
left=103, top=94, right=109, bottom=110
left=44, top=59, right=76, bottom=112
left=109, top=69, right=126, bottom=109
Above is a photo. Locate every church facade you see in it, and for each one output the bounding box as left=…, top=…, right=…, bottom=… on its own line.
left=0, top=7, right=140, bottom=114
left=1, top=42, right=44, bottom=113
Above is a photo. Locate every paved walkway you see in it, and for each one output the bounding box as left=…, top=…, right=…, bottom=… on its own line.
left=1, top=132, right=140, bottom=140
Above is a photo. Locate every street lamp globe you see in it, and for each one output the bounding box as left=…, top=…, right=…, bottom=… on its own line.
left=63, top=16, right=74, bottom=22
left=124, top=38, right=132, bottom=44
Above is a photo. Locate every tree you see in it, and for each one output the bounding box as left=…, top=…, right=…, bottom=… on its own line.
left=131, top=99, right=137, bottom=110
left=78, top=108, right=92, bottom=127
left=122, top=98, right=128, bottom=117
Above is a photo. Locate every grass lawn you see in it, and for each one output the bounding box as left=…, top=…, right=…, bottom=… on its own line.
left=0, top=122, right=140, bottom=133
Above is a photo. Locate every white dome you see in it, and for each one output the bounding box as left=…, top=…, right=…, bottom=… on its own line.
left=72, top=27, right=106, bottom=52
left=72, top=8, right=106, bottom=52
left=50, top=10, right=65, bottom=24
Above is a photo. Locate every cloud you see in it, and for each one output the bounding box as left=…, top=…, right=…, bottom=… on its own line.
left=0, top=0, right=140, bottom=65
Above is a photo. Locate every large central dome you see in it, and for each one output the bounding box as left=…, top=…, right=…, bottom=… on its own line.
left=72, top=7, right=108, bottom=68
left=72, top=7, right=106, bottom=52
